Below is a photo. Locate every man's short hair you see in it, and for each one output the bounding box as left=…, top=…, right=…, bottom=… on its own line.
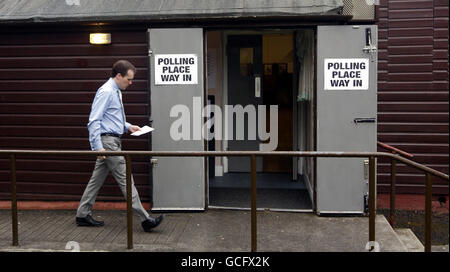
left=112, top=60, right=136, bottom=78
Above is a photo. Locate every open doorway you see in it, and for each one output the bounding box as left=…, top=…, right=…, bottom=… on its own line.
left=206, top=30, right=315, bottom=211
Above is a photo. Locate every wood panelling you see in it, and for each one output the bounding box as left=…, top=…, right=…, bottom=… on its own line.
left=0, top=68, right=148, bottom=80
left=377, top=0, right=449, bottom=195
left=0, top=115, right=145, bottom=126
left=0, top=44, right=147, bottom=57
left=0, top=28, right=150, bottom=201
left=0, top=56, right=148, bottom=69
left=0, top=80, right=147, bottom=91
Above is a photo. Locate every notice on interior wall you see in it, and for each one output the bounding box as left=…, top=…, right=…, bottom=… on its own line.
left=324, top=58, right=369, bottom=90
left=155, top=54, right=198, bottom=85
left=207, top=49, right=217, bottom=89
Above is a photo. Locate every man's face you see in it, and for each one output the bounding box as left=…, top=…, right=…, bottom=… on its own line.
left=116, top=70, right=134, bottom=90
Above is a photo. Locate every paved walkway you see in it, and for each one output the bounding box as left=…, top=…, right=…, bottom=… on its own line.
left=0, top=209, right=424, bottom=252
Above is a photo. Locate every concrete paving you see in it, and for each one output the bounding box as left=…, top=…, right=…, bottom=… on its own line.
left=0, top=209, right=413, bottom=252
left=395, top=228, right=424, bottom=252
left=431, top=245, right=449, bottom=252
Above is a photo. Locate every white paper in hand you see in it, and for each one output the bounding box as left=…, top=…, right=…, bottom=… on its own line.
left=131, top=125, right=154, bottom=136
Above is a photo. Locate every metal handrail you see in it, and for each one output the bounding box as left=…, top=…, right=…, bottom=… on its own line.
left=1, top=150, right=448, bottom=252
left=377, top=141, right=413, bottom=228
left=377, top=141, right=414, bottom=158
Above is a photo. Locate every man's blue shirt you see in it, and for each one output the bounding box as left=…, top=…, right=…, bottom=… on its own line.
left=88, top=78, right=131, bottom=150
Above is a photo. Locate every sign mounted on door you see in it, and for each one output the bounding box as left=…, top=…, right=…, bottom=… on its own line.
left=155, top=54, right=198, bottom=85
left=324, top=58, right=369, bottom=90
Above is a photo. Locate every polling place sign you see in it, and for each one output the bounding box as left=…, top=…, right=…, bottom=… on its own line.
left=324, top=58, right=369, bottom=90
left=155, top=54, right=198, bottom=85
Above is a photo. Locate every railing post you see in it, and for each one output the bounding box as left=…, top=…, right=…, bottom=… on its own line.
left=251, top=155, right=257, bottom=252
left=425, top=173, right=432, bottom=252
left=125, top=155, right=133, bottom=250
left=390, top=158, right=396, bottom=227
left=368, top=156, right=376, bottom=251
left=10, top=154, right=18, bottom=246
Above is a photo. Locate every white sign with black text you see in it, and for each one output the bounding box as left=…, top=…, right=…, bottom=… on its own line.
left=155, top=54, right=198, bottom=85
left=324, top=58, right=369, bottom=90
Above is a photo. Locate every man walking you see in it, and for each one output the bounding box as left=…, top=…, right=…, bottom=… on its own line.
left=76, top=60, right=163, bottom=232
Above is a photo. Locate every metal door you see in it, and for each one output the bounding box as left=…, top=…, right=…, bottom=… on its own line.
left=149, top=28, right=204, bottom=211
left=226, top=35, right=263, bottom=172
left=316, top=25, right=378, bottom=214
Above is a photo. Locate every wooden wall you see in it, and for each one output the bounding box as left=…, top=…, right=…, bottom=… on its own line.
left=0, top=27, right=151, bottom=201
left=377, top=0, right=449, bottom=194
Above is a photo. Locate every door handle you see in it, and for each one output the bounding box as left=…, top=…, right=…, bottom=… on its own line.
left=255, top=75, right=261, bottom=98
left=363, top=28, right=377, bottom=61
left=354, top=118, right=376, bottom=124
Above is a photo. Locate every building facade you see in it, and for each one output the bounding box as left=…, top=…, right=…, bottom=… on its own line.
left=0, top=0, right=448, bottom=212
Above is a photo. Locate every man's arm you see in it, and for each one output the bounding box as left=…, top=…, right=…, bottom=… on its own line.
left=87, top=89, right=111, bottom=151
left=124, top=122, right=132, bottom=134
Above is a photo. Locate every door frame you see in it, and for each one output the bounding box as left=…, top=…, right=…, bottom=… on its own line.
left=205, top=29, right=315, bottom=210
left=221, top=30, right=297, bottom=175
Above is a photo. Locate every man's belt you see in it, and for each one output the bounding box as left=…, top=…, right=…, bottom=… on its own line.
left=101, top=133, right=122, bottom=138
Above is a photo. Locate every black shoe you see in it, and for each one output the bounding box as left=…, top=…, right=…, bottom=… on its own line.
left=141, top=215, right=164, bottom=232
left=76, top=215, right=104, bottom=227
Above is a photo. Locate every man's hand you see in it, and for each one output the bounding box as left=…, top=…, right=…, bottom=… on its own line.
left=129, top=125, right=141, bottom=133
left=96, top=148, right=106, bottom=160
